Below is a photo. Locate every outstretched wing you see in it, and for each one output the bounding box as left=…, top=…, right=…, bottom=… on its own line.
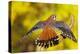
left=15, top=21, right=45, bottom=48
left=53, top=21, right=77, bottom=42
left=26, top=21, right=45, bottom=35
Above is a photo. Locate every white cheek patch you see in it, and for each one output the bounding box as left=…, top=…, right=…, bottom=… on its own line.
left=51, top=15, right=56, bottom=20
left=53, top=16, right=56, bottom=20
left=53, top=17, right=56, bottom=20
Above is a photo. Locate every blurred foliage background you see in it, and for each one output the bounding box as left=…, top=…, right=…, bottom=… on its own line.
left=9, top=1, right=78, bottom=52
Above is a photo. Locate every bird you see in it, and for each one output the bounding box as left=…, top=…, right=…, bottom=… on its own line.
left=21, top=15, right=77, bottom=48
left=26, top=15, right=77, bottom=40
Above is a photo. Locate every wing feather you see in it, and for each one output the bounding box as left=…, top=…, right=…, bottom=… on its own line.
left=53, top=21, right=77, bottom=42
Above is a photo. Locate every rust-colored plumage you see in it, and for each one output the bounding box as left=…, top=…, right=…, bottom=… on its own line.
left=35, top=26, right=59, bottom=48
left=39, top=26, right=57, bottom=41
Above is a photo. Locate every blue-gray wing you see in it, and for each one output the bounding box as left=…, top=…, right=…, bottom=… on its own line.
left=53, top=21, right=77, bottom=42
left=16, top=21, right=45, bottom=48
left=26, top=21, right=45, bottom=35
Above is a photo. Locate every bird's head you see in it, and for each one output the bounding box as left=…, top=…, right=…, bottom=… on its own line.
left=50, top=15, right=56, bottom=20
left=46, top=15, right=56, bottom=23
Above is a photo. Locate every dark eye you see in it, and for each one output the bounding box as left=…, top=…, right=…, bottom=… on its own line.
left=50, top=15, right=56, bottom=20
